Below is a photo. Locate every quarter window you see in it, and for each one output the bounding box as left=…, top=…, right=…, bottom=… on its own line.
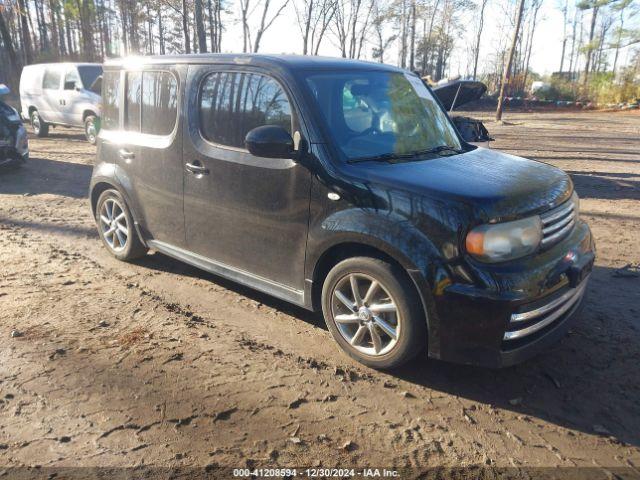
left=101, top=71, right=121, bottom=130
left=125, top=72, right=142, bottom=132
left=141, top=71, right=178, bottom=136
left=199, top=72, right=292, bottom=149
left=43, top=69, right=61, bottom=90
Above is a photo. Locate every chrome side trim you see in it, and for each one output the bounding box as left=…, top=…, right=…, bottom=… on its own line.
left=147, top=240, right=305, bottom=307
left=504, top=276, right=589, bottom=341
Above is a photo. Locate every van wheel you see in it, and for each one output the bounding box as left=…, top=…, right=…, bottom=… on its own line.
left=84, top=115, right=97, bottom=144
left=321, top=257, right=426, bottom=369
left=95, top=189, right=148, bottom=261
left=30, top=110, right=49, bottom=137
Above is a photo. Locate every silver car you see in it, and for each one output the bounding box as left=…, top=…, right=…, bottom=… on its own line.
left=19, top=63, right=102, bottom=144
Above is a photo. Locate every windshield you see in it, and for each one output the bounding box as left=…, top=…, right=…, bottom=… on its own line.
left=305, top=71, right=462, bottom=162
left=78, top=66, right=103, bottom=91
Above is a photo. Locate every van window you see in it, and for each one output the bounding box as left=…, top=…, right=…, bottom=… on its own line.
left=199, top=72, right=292, bottom=149
left=102, top=71, right=121, bottom=130
left=125, top=72, right=142, bottom=132
left=77, top=66, right=103, bottom=90
left=43, top=69, right=61, bottom=90
left=64, top=69, right=81, bottom=90
left=141, top=71, right=178, bottom=136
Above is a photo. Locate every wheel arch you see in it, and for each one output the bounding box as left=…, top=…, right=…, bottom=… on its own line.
left=89, top=179, right=148, bottom=248
left=309, top=238, right=435, bottom=347
left=83, top=110, right=97, bottom=121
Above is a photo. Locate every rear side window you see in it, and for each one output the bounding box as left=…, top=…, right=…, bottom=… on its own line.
left=125, top=72, right=142, bottom=132
left=102, top=71, right=121, bottom=130
left=43, top=69, right=61, bottom=90
left=199, top=72, right=292, bottom=149
left=141, top=71, right=178, bottom=135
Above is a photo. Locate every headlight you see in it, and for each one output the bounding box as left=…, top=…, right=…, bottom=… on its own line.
left=466, top=216, right=542, bottom=262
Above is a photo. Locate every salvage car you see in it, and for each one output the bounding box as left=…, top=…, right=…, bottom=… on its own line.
left=0, top=84, right=29, bottom=168
left=90, top=55, right=595, bottom=369
left=19, top=63, right=102, bottom=144
left=432, top=79, right=493, bottom=145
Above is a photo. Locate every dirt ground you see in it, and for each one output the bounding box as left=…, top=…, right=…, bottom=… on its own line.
left=0, top=110, right=639, bottom=478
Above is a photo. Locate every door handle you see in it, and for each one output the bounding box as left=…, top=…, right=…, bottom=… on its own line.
left=119, top=149, right=135, bottom=162
left=185, top=161, right=209, bottom=175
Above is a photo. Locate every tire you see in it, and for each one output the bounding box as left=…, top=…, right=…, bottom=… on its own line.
left=321, top=257, right=426, bottom=369
left=95, top=189, right=148, bottom=261
left=84, top=115, right=98, bottom=144
left=30, top=110, right=49, bottom=137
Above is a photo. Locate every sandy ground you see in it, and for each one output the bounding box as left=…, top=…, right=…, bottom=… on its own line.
left=0, top=111, right=639, bottom=477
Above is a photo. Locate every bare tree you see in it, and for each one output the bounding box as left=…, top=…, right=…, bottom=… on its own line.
left=254, top=0, right=289, bottom=52
left=294, top=0, right=337, bottom=55
left=472, top=0, right=488, bottom=79
left=496, top=0, right=525, bottom=121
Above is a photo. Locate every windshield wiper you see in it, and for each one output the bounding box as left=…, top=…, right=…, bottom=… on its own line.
left=411, top=145, right=464, bottom=156
left=347, top=152, right=417, bottom=164
left=347, top=145, right=464, bottom=164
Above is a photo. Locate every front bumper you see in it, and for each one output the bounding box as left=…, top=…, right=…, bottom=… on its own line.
left=430, top=220, right=594, bottom=368
left=0, top=125, right=28, bottom=167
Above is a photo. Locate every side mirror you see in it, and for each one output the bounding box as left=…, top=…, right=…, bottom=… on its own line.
left=245, top=125, right=295, bottom=159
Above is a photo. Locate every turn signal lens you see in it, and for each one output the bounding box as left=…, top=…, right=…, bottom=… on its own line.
left=465, top=216, right=543, bottom=263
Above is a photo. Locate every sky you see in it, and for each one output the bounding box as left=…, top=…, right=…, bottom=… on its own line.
left=215, top=0, right=639, bottom=78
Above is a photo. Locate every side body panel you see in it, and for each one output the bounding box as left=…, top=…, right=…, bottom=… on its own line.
left=182, top=64, right=312, bottom=292
left=112, top=65, right=186, bottom=247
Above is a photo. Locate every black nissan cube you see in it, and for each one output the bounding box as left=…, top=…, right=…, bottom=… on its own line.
left=90, top=54, right=595, bottom=369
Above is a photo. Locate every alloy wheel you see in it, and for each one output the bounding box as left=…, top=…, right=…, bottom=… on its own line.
left=32, top=114, right=40, bottom=134
left=99, top=198, right=129, bottom=252
left=330, top=273, right=401, bottom=356
left=85, top=119, right=96, bottom=143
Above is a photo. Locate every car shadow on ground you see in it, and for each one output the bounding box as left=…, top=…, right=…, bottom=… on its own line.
left=0, top=156, right=92, bottom=199
left=134, top=248, right=640, bottom=448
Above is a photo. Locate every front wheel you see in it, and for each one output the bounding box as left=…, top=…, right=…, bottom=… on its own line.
left=30, top=110, right=49, bottom=137
left=84, top=115, right=98, bottom=144
left=321, top=257, right=426, bottom=369
left=95, top=189, right=148, bottom=261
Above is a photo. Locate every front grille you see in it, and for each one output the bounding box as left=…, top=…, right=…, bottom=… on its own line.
left=503, top=275, right=589, bottom=343
left=540, top=194, right=577, bottom=249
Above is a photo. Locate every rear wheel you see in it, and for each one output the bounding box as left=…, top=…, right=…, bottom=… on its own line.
left=30, top=110, right=49, bottom=137
left=84, top=115, right=97, bottom=144
left=321, top=257, right=426, bottom=369
left=96, top=189, right=148, bottom=261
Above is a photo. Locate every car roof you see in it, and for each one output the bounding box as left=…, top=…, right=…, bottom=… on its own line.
left=104, top=54, right=407, bottom=74
left=24, top=62, right=103, bottom=68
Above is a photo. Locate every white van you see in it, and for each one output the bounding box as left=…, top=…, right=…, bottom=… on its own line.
left=20, top=63, right=102, bottom=144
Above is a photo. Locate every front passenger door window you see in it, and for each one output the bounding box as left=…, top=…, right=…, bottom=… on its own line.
left=199, top=72, right=292, bottom=149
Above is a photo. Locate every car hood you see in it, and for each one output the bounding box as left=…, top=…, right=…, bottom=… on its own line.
left=350, top=147, right=573, bottom=221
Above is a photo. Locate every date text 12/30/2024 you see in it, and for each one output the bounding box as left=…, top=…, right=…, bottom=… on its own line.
left=233, top=468, right=400, bottom=477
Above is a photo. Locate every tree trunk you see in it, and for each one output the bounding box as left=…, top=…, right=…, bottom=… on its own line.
left=16, top=0, right=33, bottom=64
left=182, top=0, right=191, bottom=53
left=195, top=0, right=207, bottom=52
left=582, top=5, right=599, bottom=90
left=0, top=12, right=21, bottom=87
left=496, top=0, right=525, bottom=122
left=472, top=0, right=487, bottom=80
left=559, top=0, right=568, bottom=72
left=48, top=0, right=60, bottom=58
left=158, top=5, right=165, bottom=55
left=207, top=0, right=216, bottom=52
left=612, top=6, right=625, bottom=72
left=409, top=1, right=416, bottom=70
